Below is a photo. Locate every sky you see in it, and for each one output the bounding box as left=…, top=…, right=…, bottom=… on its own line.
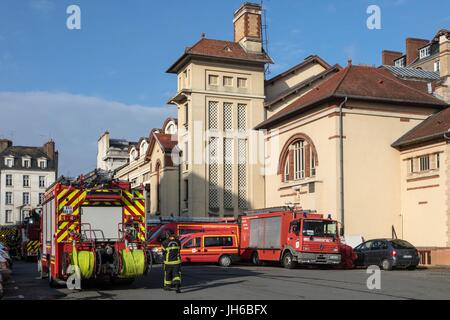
left=0, top=0, right=449, bottom=175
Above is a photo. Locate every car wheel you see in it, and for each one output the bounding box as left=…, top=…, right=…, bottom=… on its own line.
left=251, top=252, right=261, bottom=266
left=282, top=252, right=297, bottom=269
left=381, top=259, right=393, bottom=271
left=218, top=255, right=232, bottom=268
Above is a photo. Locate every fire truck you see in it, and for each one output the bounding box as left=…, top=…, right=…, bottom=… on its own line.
left=239, top=207, right=343, bottom=268
left=39, top=170, right=150, bottom=287
left=147, top=217, right=238, bottom=263
left=0, top=208, right=41, bottom=261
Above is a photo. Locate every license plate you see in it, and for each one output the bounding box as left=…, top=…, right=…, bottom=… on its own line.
left=403, top=255, right=412, bottom=259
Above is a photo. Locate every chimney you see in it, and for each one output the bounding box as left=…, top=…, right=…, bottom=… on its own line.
left=43, top=139, right=55, bottom=160
left=406, top=38, right=429, bottom=65
left=382, top=50, right=403, bottom=66
left=0, top=139, right=12, bottom=153
left=233, top=2, right=263, bottom=53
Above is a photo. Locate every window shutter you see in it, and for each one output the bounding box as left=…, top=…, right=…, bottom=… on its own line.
left=288, top=149, right=294, bottom=181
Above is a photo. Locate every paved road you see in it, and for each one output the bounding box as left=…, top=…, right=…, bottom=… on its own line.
left=3, top=261, right=450, bottom=300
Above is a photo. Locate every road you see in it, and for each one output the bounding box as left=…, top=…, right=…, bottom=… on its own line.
left=2, top=261, right=450, bottom=300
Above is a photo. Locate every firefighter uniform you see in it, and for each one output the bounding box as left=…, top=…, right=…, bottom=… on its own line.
left=162, top=235, right=182, bottom=293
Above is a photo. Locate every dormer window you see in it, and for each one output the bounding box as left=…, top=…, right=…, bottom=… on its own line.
left=4, top=157, right=13, bottom=168
left=22, top=157, right=31, bottom=168
left=419, top=46, right=431, bottom=59
left=434, top=60, right=440, bottom=72
left=140, top=141, right=148, bottom=156
left=130, top=148, right=139, bottom=161
left=394, top=57, right=406, bottom=68
left=38, top=159, right=47, bottom=169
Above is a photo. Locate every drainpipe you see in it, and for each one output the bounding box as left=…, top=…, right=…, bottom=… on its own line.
left=339, top=97, right=348, bottom=237
left=178, top=150, right=182, bottom=217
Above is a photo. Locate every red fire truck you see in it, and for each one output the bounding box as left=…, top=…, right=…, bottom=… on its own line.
left=239, top=207, right=343, bottom=268
left=39, top=171, right=150, bottom=287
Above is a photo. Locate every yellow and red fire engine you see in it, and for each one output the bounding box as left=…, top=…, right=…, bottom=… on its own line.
left=39, top=171, right=150, bottom=288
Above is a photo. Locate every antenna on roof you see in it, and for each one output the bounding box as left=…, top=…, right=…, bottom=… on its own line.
left=261, top=0, right=271, bottom=77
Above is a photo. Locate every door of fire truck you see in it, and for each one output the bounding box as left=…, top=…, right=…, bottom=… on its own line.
left=287, top=219, right=301, bottom=251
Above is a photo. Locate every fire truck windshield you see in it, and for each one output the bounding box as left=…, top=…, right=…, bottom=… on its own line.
left=302, top=220, right=337, bottom=237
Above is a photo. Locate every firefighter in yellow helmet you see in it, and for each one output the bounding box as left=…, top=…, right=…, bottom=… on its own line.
left=161, top=230, right=182, bottom=293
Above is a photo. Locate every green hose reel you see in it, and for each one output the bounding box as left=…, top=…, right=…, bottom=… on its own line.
left=120, top=249, right=146, bottom=278
left=70, top=250, right=95, bottom=279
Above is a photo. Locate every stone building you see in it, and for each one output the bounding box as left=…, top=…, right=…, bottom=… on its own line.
left=0, top=139, right=58, bottom=225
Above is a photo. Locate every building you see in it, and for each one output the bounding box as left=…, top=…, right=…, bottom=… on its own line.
left=97, top=131, right=136, bottom=171
left=0, top=139, right=58, bottom=225
left=382, top=29, right=450, bottom=103
left=167, top=2, right=272, bottom=217
left=114, top=118, right=179, bottom=218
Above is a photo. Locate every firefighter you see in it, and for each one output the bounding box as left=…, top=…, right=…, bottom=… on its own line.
left=161, top=230, right=182, bottom=293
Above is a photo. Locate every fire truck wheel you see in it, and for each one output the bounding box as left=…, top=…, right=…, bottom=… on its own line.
left=251, top=252, right=261, bottom=266
left=282, top=252, right=297, bottom=269
left=218, top=255, right=232, bottom=268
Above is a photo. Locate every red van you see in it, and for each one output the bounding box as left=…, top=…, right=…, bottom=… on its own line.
left=180, top=231, right=239, bottom=267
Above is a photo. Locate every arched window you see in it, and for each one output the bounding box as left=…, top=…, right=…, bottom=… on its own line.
left=279, top=133, right=318, bottom=183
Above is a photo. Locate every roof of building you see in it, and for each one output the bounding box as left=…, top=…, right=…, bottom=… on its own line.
left=265, top=55, right=332, bottom=85
left=256, top=64, right=448, bottom=130
left=381, top=65, right=440, bottom=81
left=167, top=38, right=272, bottom=73
left=0, top=146, right=57, bottom=171
left=264, top=64, right=342, bottom=108
left=392, top=107, right=450, bottom=149
left=154, top=133, right=178, bottom=153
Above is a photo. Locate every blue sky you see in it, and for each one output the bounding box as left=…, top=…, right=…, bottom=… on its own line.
left=0, top=0, right=449, bottom=175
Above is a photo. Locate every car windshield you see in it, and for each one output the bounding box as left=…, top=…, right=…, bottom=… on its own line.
left=302, top=220, right=337, bottom=237
left=390, top=240, right=415, bottom=249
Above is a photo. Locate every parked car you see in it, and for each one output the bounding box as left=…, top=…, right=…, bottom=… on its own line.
left=354, top=239, right=420, bottom=270
left=180, top=231, right=239, bottom=267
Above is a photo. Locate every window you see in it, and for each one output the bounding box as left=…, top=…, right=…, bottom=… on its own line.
left=419, top=155, right=430, bottom=172
left=5, top=192, right=12, bottom=205
left=184, top=103, right=189, bottom=128
left=223, top=76, right=233, bottom=86
left=39, top=176, right=45, bottom=188
left=237, top=77, right=247, bottom=88
left=23, top=192, right=30, bottom=205
left=311, top=152, right=316, bottom=177
left=284, top=161, right=289, bottom=182
left=23, top=158, right=31, bottom=168
left=6, top=174, right=12, bottom=186
left=204, top=236, right=233, bottom=247
left=39, top=193, right=45, bottom=205
left=208, top=74, right=219, bottom=86
left=436, top=153, right=440, bottom=169
left=409, top=158, right=414, bottom=173
left=5, top=210, right=12, bottom=223
left=302, top=220, right=337, bottom=237
left=293, top=141, right=305, bottom=180
left=434, top=61, right=440, bottom=72
left=5, top=158, right=13, bottom=167
left=184, top=179, right=189, bottom=209
left=38, top=160, right=47, bottom=169
left=182, top=238, right=200, bottom=249
left=419, top=46, right=431, bottom=59
left=23, top=175, right=30, bottom=187
left=394, top=58, right=405, bottom=68
left=282, top=137, right=317, bottom=182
